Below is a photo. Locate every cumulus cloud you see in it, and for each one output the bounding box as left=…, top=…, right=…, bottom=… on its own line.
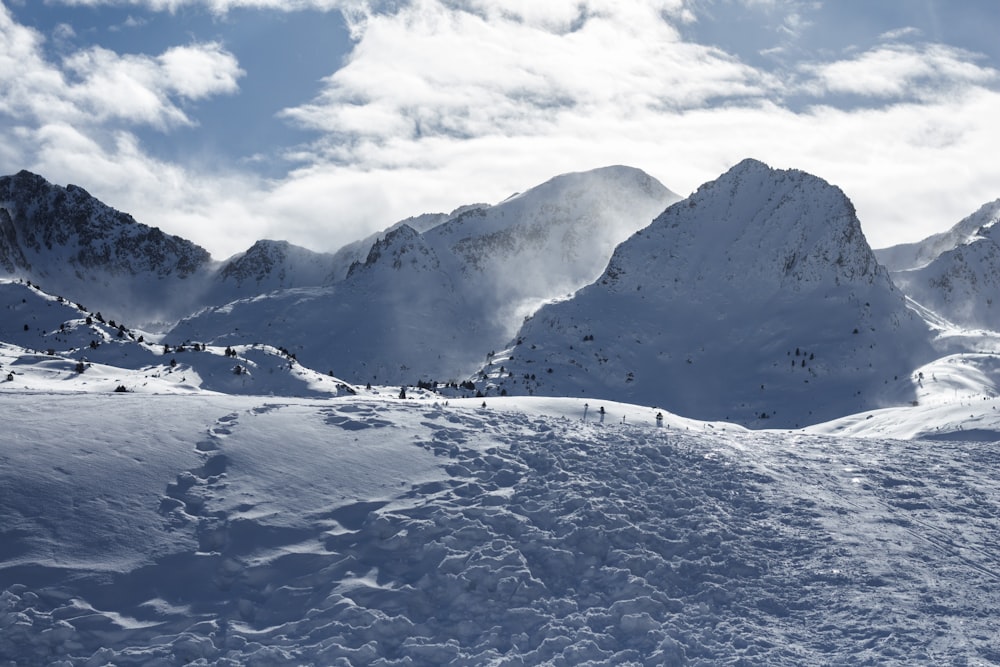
left=263, top=0, right=1000, bottom=250
left=5, top=0, right=1000, bottom=258
left=158, top=43, right=243, bottom=99
left=52, top=0, right=355, bottom=13
left=281, top=0, right=778, bottom=164
left=0, top=6, right=243, bottom=130
left=800, top=43, right=998, bottom=101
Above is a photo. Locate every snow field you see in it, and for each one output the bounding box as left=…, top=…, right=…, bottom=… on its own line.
left=2, top=394, right=999, bottom=665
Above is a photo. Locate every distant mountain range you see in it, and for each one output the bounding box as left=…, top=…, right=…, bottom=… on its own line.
left=2, top=162, right=999, bottom=426
left=875, top=199, right=1000, bottom=331
left=169, top=166, right=679, bottom=383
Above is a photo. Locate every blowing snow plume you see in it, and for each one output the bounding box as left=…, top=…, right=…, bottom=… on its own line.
left=878, top=199, right=1000, bottom=332
left=0, top=171, right=218, bottom=328
left=169, top=166, right=679, bottom=385
left=486, top=158, right=936, bottom=427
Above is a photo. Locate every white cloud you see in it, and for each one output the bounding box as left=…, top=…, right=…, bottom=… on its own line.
left=52, top=22, right=76, bottom=41
left=0, top=5, right=243, bottom=130
left=265, top=0, right=1000, bottom=253
left=158, top=43, right=243, bottom=99
left=5, top=0, right=1000, bottom=260
left=800, top=43, right=998, bottom=100
left=52, top=0, right=357, bottom=13
left=281, top=0, right=777, bottom=162
left=879, top=26, right=921, bottom=42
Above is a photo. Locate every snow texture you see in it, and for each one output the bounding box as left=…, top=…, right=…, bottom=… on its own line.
left=4, top=159, right=1000, bottom=666
left=1, top=394, right=999, bottom=666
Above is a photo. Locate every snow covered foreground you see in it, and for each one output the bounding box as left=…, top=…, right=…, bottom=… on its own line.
left=1, top=394, right=999, bottom=666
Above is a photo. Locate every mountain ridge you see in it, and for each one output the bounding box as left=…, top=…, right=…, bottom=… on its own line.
left=169, top=165, right=681, bottom=384
left=4, top=162, right=1000, bottom=429
left=479, top=159, right=935, bottom=427
left=877, top=200, right=1000, bottom=330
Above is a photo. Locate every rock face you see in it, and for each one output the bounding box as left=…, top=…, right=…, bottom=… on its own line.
left=484, top=159, right=934, bottom=427
left=169, top=166, right=680, bottom=384
left=876, top=200, right=1000, bottom=331
left=216, top=240, right=333, bottom=289
left=0, top=170, right=215, bottom=325
left=0, top=171, right=349, bottom=328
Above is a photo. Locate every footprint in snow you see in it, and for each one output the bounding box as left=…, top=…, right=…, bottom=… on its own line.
left=159, top=413, right=236, bottom=525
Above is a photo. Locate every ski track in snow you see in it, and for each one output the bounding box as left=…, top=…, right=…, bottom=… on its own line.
left=1, top=398, right=999, bottom=665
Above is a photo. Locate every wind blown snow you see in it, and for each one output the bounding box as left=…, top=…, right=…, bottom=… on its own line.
left=1, top=394, right=998, bottom=666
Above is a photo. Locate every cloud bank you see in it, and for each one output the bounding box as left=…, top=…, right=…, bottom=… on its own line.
left=1, top=0, right=999, bottom=257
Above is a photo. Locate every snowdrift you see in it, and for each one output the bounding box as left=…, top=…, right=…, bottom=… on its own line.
left=2, top=394, right=999, bottom=666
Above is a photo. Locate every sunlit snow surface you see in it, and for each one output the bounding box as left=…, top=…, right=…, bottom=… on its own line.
left=2, top=393, right=999, bottom=666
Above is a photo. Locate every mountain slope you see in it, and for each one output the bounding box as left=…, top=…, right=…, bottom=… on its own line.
left=169, top=166, right=680, bottom=385
left=215, top=239, right=335, bottom=291
left=0, top=278, right=358, bottom=397
left=325, top=204, right=490, bottom=283
left=0, top=170, right=216, bottom=326
left=0, top=171, right=354, bottom=328
left=878, top=200, right=1000, bottom=330
left=1, top=393, right=999, bottom=665
left=876, top=199, right=1000, bottom=272
left=483, top=159, right=934, bottom=427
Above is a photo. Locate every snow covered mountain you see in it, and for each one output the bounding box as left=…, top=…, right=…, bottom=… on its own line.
left=875, top=199, right=1000, bottom=272
left=5, top=244, right=1000, bottom=664
left=0, top=278, right=359, bottom=397
left=876, top=200, right=1000, bottom=330
left=482, top=159, right=935, bottom=427
left=0, top=171, right=352, bottom=328
left=169, top=166, right=680, bottom=385
left=215, top=239, right=335, bottom=291
left=325, top=204, right=490, bottom=283
left=0, top=170, right=217, bottom=327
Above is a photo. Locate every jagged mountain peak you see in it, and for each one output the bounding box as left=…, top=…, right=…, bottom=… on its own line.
left=601, top=158, right=880, bottom=299
left=0, top=170, right=217, bottom=326
left=217, top=238, right=335, bottom=289
left=967, top=202, right=1000, bottom=241
left=0, top=170, right=209, bottom=275
left=346, top=223, right=443, bottom=279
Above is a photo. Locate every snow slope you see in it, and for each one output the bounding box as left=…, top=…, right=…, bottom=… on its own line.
left=485, top=159, right=936, bottom=428
left=0, top=170, right=217, bottom=328
left=0, top=278, right=359, bottom=398
left=1, top=392, right=999, bottom=666
left=4, top=257, right=1000, bottom=664
left=880, top=201, right=1000, bottom=331
left=212, top=240, right=337, bottom=295
left=169, top=166, right=680, bottom=386
left=876, top=199, right=1000, bottom=272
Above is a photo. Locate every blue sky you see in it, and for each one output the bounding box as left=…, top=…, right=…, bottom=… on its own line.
left=1, top=0, right=998, bottom=257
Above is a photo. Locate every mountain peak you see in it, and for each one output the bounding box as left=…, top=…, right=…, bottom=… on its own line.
left=0, top=170, right=214, bottom=326
left=216, top=238, right=335, bottom=291
left=601, top=155, right=875, bottom=299
left=884, top=198, right=1000, bottom=330
left=486, top=162, right=929, bottom=427
left=876, top=198, right=1000, bottom=273
left=729, top=157, right=771, bottom=173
